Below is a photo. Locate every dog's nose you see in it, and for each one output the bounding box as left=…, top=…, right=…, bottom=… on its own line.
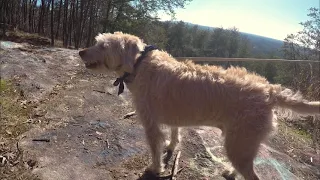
left=79, top=50, right=86, bottom=57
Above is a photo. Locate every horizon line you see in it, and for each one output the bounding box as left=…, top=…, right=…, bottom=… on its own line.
left=159, top=20, right=285, bottom=42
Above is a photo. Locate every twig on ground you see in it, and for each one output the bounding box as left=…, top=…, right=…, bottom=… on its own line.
left=93, top=89, right=112, bottom=95
left=123, top=111, right=136, bottom=119
left=177, top=167, right=185, bottom=174
left=16, top=136, right=26, bottom=164
left=32, top=138, right=50, bottom=142
left=93, top=89, right=106, bottom=93
left=16, top=141, right=22, bottom=155
left=106, top=139, right=110, bottom=149
left=171, top=151, right=181, bottom=180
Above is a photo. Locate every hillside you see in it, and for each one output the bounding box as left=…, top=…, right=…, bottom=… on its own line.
left=242, top=32, right=284, bottom=58
left=185, top=22, right=284, bottom=58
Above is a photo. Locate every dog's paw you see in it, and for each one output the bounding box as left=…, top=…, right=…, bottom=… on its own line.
left=222, top=169, right=237, bottom=180
left=146, top=164, right=164, bottom=175
left=165, top=140, right=177, bottom=152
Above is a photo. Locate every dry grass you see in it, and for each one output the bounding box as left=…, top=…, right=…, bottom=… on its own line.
left=270, top=119, right=315, bottom=162
left=0, top=79, right=31, bottom=138
left=0, top=79, right=39, bottom=180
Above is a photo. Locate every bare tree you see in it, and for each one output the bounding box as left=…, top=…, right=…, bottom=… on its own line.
left=85, top=0, right=95, bottom=47
left=51, top=0, right=55, bottom=46
left=1, top=0, right=192, bottom=48
left=62, top=0, right=69, bottom=47
left=55, top=0, right=63, bottom=38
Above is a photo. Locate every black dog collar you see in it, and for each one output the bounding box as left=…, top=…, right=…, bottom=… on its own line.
left=113, top=45, right=158, bottom=95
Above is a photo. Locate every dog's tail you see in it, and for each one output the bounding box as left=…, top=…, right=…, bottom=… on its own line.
left=271, top=85, right=320, bottom=115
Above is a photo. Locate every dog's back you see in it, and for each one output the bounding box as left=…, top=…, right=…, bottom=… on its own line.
left=131, top=51, right=282, bottom=127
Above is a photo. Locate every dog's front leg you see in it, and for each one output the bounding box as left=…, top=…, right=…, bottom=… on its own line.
left=163, top=127, right=181, bottom=166
left=144, top=123, right=165, bottom=174
left=166, top=127, right=180, bottom=152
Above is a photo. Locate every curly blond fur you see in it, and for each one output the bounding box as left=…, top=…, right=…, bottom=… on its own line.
left=79, top=32, right=320, bottom=180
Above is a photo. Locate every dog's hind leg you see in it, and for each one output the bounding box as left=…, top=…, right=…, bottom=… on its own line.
left=224, top=131, right=261, bottom=180
left=144, top=122, right=165, bottom=174
left=223, top=116, right=272, bottom=180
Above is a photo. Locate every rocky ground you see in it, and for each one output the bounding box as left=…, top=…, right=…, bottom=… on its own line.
left=0, top=41, right=319, bottom=180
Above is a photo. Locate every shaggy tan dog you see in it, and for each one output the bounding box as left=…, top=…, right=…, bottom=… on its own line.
left=79, top=32, right=320, bottom=180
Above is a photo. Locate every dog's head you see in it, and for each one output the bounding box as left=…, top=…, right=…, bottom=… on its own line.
left=79, top=31, right=145, bottom=74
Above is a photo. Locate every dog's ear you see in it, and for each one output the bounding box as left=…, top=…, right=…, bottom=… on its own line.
left=122, top=40, right=144, bottom=73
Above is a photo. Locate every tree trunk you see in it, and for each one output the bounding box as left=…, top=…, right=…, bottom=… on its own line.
left=44, top=0, right=51, bottom=34
left=63, top=0, right=69, bottom=47
left=30, top=0, right=36, bottom=32
left=28, top=0, right=33, bottom=32
left=317, top=38, right=320, bottom=61
left=74, top=0, right=80, bottom=48
left=110, top=3, right=124, bottom=33
left=51, top=0, right=55, bottom=46
left=0, top=0, right=9, bottom=38
left=102, top=0, right=112, bottom=32
left=37, top=0, right=45, bottom=34
left=21, top=0, right=26, bottom=30
left=68, top=0, right=75, bottom=47
left=86, top=0, right=95, bottom=47
left=55, top=0, right=63, bottom=39
left=79, top=0, right=90, bottom=47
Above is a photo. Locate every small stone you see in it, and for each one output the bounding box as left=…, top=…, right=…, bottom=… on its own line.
left=20, top=100, right=27, bottom=106
left=27, top=159, right=37, bottom=168
left=0, top=156, right=7, bottom=166
left=33, top=107, right=46, bottom=117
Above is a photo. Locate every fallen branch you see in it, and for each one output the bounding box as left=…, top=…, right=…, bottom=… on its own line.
left=93, top=89, right=105, bottom=93
left=177, top=167, right=184, bottom=174
left=16, top=141, right=21, bottom=153
left=106, top=139, right=110, bottom=149
left=123, top=111, right=136, bottom=119
left=93, top=89, right=112, bottom=95
left=17, top=47, right=34, bottom=52
left=32, top=138, right=50, bottom=142
left=171, top=151, right=181, bottom=180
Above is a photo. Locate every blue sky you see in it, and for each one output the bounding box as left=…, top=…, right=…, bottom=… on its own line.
left=159, top=0, right=319, bottom=40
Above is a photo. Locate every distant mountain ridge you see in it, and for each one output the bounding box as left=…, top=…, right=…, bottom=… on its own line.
left=185, top=22, right=284, bottom=58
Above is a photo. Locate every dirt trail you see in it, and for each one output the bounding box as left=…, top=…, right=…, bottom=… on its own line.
left=1, top=41, right=319, bottom=180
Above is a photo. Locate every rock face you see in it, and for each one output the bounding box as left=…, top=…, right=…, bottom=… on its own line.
left=1, top=41, right=319, bottom=180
